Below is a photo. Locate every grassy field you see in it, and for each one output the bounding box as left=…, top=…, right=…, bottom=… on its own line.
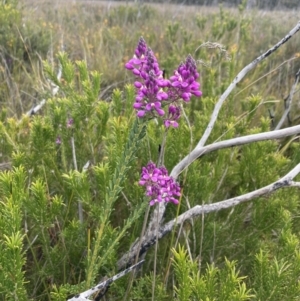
left=1, top=1, right=300, bottom=300
left=3, top=0, right=299, bottom=119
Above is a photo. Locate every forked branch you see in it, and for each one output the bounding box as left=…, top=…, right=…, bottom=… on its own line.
left=198, top=21, right=300, bottom=148
left=171, top=124, right=300, bottom=179
left=140, top=21, right=300, bottom=263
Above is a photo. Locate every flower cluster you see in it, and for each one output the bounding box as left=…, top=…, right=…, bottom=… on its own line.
left=126, top=40, right=169, bottom=118
left=139, top=161, right=181, bottom=206
left=67, top=118, right=74, bottom=128
left=169, top=55, right=202, bottom=102
left=55, top=118, right=74, bottom=145
left=125, top=37, right=202, bottom=127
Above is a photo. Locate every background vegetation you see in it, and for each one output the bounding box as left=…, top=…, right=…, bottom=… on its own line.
left=124, top=0, right=300, bottom=10
left=0, top=0, right=300, bottom=300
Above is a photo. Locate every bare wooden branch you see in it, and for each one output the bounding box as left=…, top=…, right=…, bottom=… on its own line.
left=0, top=162, right=12, bottom=170
left=117, top=164, right=300, bottom=270
left=198, top=21, right=300, bottom=148
left=119, top=21, right=300, bottom=271
left=68, top=260, right=145, bottom=301
left=163, top=164, right=300, bottom=231
left=171, top=124, right=300, bottom=179
left=25, top=63, right=62, bottom=117
left=275, top=68, right=300, bottom=130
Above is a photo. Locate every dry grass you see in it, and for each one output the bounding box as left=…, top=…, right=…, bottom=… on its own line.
left=3, top=0, right=300, bottom=118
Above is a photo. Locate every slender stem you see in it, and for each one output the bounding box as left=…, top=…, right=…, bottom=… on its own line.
left=152, top=205, right=159, bottom=301
left=198, top=200, right=205, bottom=270
left=123, top=203, right=151, bottom=301
left=158, top=129, right=168, bottom=166
left=86, top=222, right=105, bottom=288
left=25, top=234, right=50, bottom=299
left=275, top=68, right=300, bottom=130
left=71, top=135, right=83, bottom=223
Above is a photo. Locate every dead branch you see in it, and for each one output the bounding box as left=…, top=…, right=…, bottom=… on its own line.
left=171, top=124, right=300, bottom=179
left=68, top=260, right=145, bottom=301
left=0, top=162, right=12, bottom=170
left=275, top=68, right=300, bottom=130
left=117, top=164, right=300, bottom=269
left=118, top=20, right=300, bottom=271
left=25, top=63, right=62, bottom=117
left=198, top=21, right=300, bottom=148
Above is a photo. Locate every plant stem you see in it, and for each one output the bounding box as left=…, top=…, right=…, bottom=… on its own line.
left=158, top=129, right=168, bottom=166
left=152, top=205, right=159, bottom=301
left=71, top=135, right=83, bottom=223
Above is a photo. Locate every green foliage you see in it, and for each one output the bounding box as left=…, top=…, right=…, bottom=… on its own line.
left=172, top=245, right=253, bottom=301
left=107, top=5, right=156, bottom=26
left=0, top=2, right=300, bottom=301
left=0, top=53, right=150, bottom=299
left=0, top=1, right=21, bottom=54
left=0, top=167, right=28, bottom=300
left=252, top=245, right=300, bottom=300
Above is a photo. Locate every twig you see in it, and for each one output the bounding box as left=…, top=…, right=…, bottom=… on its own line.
left=25, top=63, right=62, bottom=117
left=275, top=68, right=300, bottom=130
left=67, top=260, right=145, bottom=301
left=199, top=21, right=300, bottom=148
left=233, top=56, right=298, bottom=99
left=151, top=206, right=159, bottom=301
left=0, top=162, right=12, bottom=170
left=70, top=136, right=84, bottom=223
left=162, top=166, right=300, bottom=233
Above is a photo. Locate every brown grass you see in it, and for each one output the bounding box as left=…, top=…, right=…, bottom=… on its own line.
left=4, top=0, right=300, bottom=118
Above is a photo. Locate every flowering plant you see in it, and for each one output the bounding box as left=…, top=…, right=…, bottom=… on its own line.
left=126, top=37, right=202, bottom=206
left=125, top=37, right=202, bottom=127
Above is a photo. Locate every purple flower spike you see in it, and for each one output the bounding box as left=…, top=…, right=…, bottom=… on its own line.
left=170, top=55, right=202, bottom=102
left=133, top=71, right=167, bottom=118
left=125, top=38, right=169, bottom=119
left=139, top=161, right=181, bottom=206
left=125, top=37, right=148, bottom=72
left=126, top=38, right=202, bottom=127
left=135, top=37, right=147, bottom=58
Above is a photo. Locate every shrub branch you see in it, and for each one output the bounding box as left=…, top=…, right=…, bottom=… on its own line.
left=68, top=260, right=145, bottom=301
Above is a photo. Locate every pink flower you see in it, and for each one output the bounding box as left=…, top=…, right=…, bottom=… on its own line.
left=139, top=161, right=181, bottom=206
